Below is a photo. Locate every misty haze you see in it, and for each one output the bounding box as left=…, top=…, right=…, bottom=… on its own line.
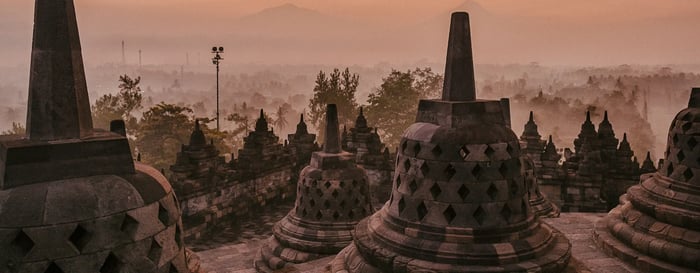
left=1, top=1, right=700, bottom=273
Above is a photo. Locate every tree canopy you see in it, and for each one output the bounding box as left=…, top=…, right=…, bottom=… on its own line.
left=308, top=68, right=359, bottom=141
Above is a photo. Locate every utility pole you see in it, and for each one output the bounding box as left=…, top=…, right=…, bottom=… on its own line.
left=211, top=46, right=224, bottom=131
left=138, top=49, right=142, bottom=68
left=121, top=40, right=126, bottom=65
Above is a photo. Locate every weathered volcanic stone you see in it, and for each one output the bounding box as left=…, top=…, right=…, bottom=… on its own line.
left=0, top=1, right=196, bottom=272
left=326, top=12, right=570, bottom=273
left=254, top=104, right=373, bottom=273
left=594, top=88, right=700, bottom=273
left=522, top=156, right=560, bottom=218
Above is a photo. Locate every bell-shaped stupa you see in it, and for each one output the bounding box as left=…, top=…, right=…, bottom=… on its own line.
left=326, top=12, right=571, bottom=273
left=594, top=88, right=700, bottom=272
left=255, top=104, right=373, bottom=272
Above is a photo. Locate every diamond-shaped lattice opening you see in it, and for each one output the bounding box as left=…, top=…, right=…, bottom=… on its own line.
left=175, top=225, right=182, bottom=248
left=682, top=112, right=692, bottom=121
left=312, top=180, right=318, bottom=187
left=354, top=197, right=361, bottom=205
left=509, top=179, right=519, bottom=196
left=668, top=162, right=674, bottom=175
left=315, top=211, right=323, bottom=220
left=169, top=264, right=179, bottom=273
left=413, top=142, right=422, bottom=156
left=69, top=225, right=91, bottom=253
left=458, top=184, right=470, bottom=200
left=315, top=188, right=324, bottom=197
left=459, top=146, right=470, bottom=160
left=11, top=230, right=34, bottom=257
left=689, top=137, right=698, bottom=149
left=484, top=146, right=495, bottom=157
left=472, top=164, right=483, bottom=179
left=498, top=162, right=509, bottom=178
left=339, top=180, right=346, bottom=188
left=445, top=164, right=456, bottom=180
left=673, top=134, right=679, bottom=145
left=100, top=253, right=125, bottom=273
left=682, top=122, right=692, bottom=132
left=339, top=200, right=346, bottom=209
left=443, top=205, right=457, bottom=224
left=409, top=179, right=418, bottom=194
left=158, top=204, right=170, bottom=226
left=120, top=214, right=139, bottom=237
left=401, top=140, right=408, bottom=153
left=684, top=168, right=694, bottom=181
left=432, top=145, right=442, bottom=157
left=44, top=262, right=64, bottom=273
left=473, top=206, right=486, bottom=226
left=420, top=162, right=430, bottom=175
left=304, top=186, right=310, bottom=194
left=403, top=158, right=411, bottom=172
left=324, top=200, right=331, bottom=209
left=302, top=208, right=308, bottom=217
left=396, top=176, right=402, bottom=189
left=309, top=199, right=316, bottom=207
left=348, top=210, right=355, bottom=219
left=501, top=204, right=512, bottom=223
left=398, top=197, right=406, bottom=213
left=416, top=202, right=428, bottom=220
left=333, top=211, right=340, bottom=220
left=352, top=179, right=359, bottom=188
left=324, top=181, right=332, bottom=189
left=331, top=189, right=339, bottom=199
left=430, top=183, right=442, bottom=199
left=487, top=183, right=498, bottom=200
left=678, top=150, right=686, bottom=162
left=506, top=144, right=515, bottom=157
left=522, top=199, right=529, bottom=214
left=148, top=239, right=163, bottom=263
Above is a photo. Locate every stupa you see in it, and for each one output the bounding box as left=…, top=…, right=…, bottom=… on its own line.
left=254, top=104, right=373, bottom=273
left=0, top=0, right=195, bottom=272
left=594, top=88, right=700, bottom=272
left=326, top=12, right=571, bottom=273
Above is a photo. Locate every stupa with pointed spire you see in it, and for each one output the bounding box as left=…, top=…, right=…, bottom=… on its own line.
left=604, top=133, right=641, bottom=209
left=170, top=119, right=222, bottom=195
left=594, top=88, right=700, bottom=272
left=520, top=111, right=546, bottom=169
left=0, top=0, right=196, bottom=271
left=639, top=151, right=657, bottom=174
left=235, top=109, right=293, bottom=174
left=326, top=12, right=570, bottom=273
left=255, top=104, right=373, bottom=273
left=537, top=135, right=565, bottom=206
left=344, top=107, right=389, bottom=168
left=287, top=113, right=319, bottom=172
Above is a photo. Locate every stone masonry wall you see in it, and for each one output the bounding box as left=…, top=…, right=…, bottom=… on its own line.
left=180, top=167, right=294, bottom=240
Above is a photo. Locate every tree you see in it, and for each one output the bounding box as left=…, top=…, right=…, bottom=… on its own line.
left=308, top=68, right=359, bottom=141
left=365, top=68, right=443, bottom=149
left=92, top=75, right=143, bottom=130
left=1, top=122, right=26, bottom=136
left=134, top=102, right=193, bottom=171
left=274, top=103, right=291, bottom=131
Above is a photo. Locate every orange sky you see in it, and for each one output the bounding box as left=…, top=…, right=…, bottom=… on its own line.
left=2, top=0, right=700, bottom=66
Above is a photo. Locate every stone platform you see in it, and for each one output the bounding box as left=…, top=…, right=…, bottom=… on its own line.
left=191, top=202, right=642, bottom=273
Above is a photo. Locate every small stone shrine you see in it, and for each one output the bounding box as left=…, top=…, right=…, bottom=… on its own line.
left=255, top=104, right=373, bottom=273
left=235, top=109, right=294, bottom=175
left=326, top=12, right=571, bottom=273
left=287, top=114, right=319, bottom=172
left=639, top=151, right=657, bottom=174
left=594, top=88, right=700, bottom=273
left=520, top=111, right=546, bottom=170
left=0, top=0, right=195, bottom=272
left=170, top=120, right=224, bottom=195
left=538, top=135, right=565, bottom=207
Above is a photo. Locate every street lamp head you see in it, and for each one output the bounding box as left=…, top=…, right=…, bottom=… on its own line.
left=219, top=47, right=224, bottom=52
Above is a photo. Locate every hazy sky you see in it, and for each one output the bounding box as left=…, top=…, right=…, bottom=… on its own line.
left=2, top=0, right=700, bottom=66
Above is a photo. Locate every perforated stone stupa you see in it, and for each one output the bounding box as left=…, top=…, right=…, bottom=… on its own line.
left=0, top=0, right=195, bottom=272
left=254, top=104, right=373, bottom=273
left=594, top=88, right=700, bottom=273
left=326, top=12, right=571, bottom=273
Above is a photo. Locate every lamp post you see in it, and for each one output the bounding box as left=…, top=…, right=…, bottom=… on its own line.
left=211, top=46, right=224, bottom=131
